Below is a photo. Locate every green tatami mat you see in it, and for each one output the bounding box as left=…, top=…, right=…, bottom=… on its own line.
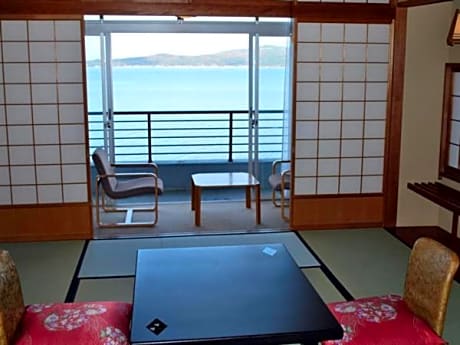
left=302, top=268, right=346, bottom=303
left=80, top=232, right=319, bottom=278
left=300, top=228, right=460, bottom=345
left=0, top=240, right=84, bottom=304
left=443, top=281, right=460, bottom=343
left=76, top=278, right=134, bottom=302
left=300, top=228, right=409, bottom=298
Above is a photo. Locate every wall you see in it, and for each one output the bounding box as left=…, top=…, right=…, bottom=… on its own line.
left=397, top=2, right=460, bottom=233
left=0, top=1, right=398, bottom=239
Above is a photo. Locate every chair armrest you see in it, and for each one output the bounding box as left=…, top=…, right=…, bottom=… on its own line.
left=97, top=172, right=158, bottom=180
left=112, top=162, right=159, bottom=175
left=281, top=169, right=291, bottom=190
left=272, top=160, right=291, bottom=175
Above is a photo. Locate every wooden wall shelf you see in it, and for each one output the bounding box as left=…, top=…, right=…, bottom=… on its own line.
left=407, top=181, right=460, bottom=236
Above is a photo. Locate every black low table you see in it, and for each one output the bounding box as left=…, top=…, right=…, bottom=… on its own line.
left=131, top=244, right=343, bottom=345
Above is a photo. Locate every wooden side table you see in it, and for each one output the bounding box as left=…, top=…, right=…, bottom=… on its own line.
left=191, top=172, right=261, bottom=226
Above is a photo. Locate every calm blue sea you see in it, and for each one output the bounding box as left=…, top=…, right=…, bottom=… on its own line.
left=86, top=66, right=287, bottom=162
left=87, top=66, right=286, bottom=111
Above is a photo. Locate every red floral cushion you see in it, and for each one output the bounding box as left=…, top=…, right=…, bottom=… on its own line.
left=322, top=295, right=447, bottom=345
left=14, top=301, right=132, bottom=345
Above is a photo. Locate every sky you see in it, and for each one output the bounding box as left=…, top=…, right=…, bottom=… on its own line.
left=85, top=33, right=288, bottom=60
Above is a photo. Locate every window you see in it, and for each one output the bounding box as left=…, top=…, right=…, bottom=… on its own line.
left=440, top=63, right=460, bottom=182
left=85, top=16, right=292, bottom=163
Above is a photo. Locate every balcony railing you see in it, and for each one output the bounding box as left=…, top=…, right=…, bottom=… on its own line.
left=88, top=109, right=285, bottom=163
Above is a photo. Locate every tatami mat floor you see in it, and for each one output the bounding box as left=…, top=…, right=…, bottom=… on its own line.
left=2, top=228, right=460, bottom=344
left=79, top=232, right=318, bottom=278
left=300, top=229, right=460, bottom=344
left=0, top=240, right=84, bottom=303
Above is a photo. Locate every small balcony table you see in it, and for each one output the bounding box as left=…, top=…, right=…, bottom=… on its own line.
left=191, top=172, right=261, bottom=226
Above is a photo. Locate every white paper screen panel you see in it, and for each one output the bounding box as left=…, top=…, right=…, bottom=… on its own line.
left=295, top=23, right=390, bottom=195
left=0, top=20, right=87, bottom=205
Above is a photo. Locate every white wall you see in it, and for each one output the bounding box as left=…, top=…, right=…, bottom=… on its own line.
left=397, top=2, right=460, bottom=232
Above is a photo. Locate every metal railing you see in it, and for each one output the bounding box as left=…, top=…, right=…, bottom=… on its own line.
left=88, top=109, right=285, bottom=163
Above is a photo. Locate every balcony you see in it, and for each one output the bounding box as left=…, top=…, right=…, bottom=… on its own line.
left=88, top=109, right=290, bottom=237
left=88, top=109, right=286, bottom=195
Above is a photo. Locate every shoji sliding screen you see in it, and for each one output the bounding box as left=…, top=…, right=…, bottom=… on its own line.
left=292, top=22, right=391, bottom=229
left=0, top=19, right=92, bottom=241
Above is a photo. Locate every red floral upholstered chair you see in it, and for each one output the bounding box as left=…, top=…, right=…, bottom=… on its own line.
left=0, top=250, right=132, bottom=345
left=322, top=237, right=459, bottom=345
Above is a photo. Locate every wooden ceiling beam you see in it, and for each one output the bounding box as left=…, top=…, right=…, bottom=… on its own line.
left=82, top=1, right=292, bottom=17
left=0, top=0, right=396, bottom=22
left=396, top=0, right=451, bottom=7
left=0, top=1, right=83, bottom=15
left=294, top=2, right=395, bottom=23
left=0, top=0, right=292, bottom=17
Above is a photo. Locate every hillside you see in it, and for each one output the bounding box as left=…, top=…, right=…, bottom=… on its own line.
left=87, top=46, right=286, bottom=67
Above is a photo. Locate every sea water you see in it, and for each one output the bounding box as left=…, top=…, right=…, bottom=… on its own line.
left=86, top=66, right=287, bottom=162
left=87, top=65, right=286, bottom=111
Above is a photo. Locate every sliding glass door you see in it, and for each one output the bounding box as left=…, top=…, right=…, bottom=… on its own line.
left=249, top=33, right=291, bottom=178
left=86, top=34, right=115, bottom=161
left=85, top=16, right=292, bottom=180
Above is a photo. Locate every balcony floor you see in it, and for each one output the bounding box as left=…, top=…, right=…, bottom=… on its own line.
left=93, top=188, right=289, bottom=239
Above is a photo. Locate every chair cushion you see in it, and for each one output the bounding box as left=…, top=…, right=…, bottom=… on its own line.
left=268, top=174, right=290, bottom=191
left=92, top=148, right=118, bottom=193
left=14, top=301, right=132, bottom=345
left=115, top=176, right=164, bottom=198
left=322, top=295, right=447, bottom=345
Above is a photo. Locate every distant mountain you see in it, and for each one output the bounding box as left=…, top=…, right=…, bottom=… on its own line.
left=87, top=46, right=286, bottom=67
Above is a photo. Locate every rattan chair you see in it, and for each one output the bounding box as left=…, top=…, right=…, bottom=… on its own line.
left=322, top=237, right=459, bottom=345
left=268, top=159, right=290, bottom=221
left=92, top=148, right=164, bottom=228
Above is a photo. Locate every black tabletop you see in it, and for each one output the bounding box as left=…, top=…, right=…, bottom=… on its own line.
left=130, top=244, right=343, bottom=345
